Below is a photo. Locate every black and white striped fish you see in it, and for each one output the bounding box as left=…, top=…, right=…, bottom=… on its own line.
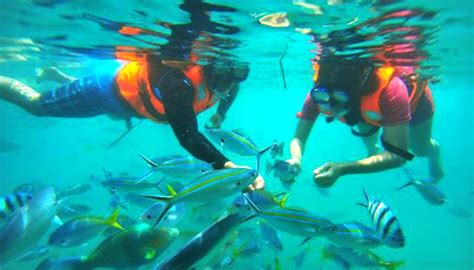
left=358, top=189, right=405, bottom=248
left=0, top=192, right=33, bottom=220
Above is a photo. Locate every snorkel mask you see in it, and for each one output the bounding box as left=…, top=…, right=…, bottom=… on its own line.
left=310, top=85, right=351, bottom=117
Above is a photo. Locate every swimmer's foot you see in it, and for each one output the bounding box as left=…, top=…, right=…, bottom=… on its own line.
left=36, top=66, right=75, bottom=84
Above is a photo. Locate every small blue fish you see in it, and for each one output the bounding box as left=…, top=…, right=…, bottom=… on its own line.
left=0, top=188, right=57, bottom=265
left=266, top=159, right=298, bottom=188
left=143, top=168, right=258, bottom=227
left=56, top=183, right=92, bottom=200
left=0, top=192, right=33, bottom=221
left=326, top=221, right=382, bottom=250
left=56, top=204, right=92, bottom=220
left=358, top=189, right=405, bottom=248
left=244, top=194, right=335, bottom=237
left=205, top=127, right=274, bottom=170
left=399, top=168, right=446, bottom=205
left=232, top=189, right=288, bottom=213
left=259, top=221, right=283, bottom=251
left=321, top=244, right=405, bottom=270
left=139, top=154, right=214, bottom=179
left=48, top=209, right=123, bottom=247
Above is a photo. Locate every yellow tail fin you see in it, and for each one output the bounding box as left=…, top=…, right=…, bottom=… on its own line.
left=278, top=193, right=290, bottom=208
left=106, top=208, right=124, bottom=230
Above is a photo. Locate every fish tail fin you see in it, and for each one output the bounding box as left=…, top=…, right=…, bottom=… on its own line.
left=278, top=193, right=290, bottom=208
left=138, top=152, right=159, bottom=168
left=265, top=159, right=273, bottom=174
left=396, top=181, right=413, bottom=190
left=384, top=260, right=405, bottom=270
left=243, top=193, right=262, bottom=213
left=134, top=168, right=157, bottom=184
left=299, top=236, right=313, bottom=246
left=106, top=208, right=124, bottom=230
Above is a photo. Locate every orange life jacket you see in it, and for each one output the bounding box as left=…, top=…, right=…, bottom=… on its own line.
left=114, top=62, right=216, bottom=122
left=314, top=64, right=426, bottom=126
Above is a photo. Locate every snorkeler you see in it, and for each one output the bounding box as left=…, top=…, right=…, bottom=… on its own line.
left=284, top=58, right=443, bottom=188
left=0, top=0, right=265, bottom=190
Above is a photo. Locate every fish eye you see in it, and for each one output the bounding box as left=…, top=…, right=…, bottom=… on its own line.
left=26, top=195, right=33, bottom=200
left=220, top=139, right=225, bottom=143
left=236, top=182, right=241, bottom=186
left=61, top=240, right=67, bottom=245
left=146, top=214, right=152, bottom=220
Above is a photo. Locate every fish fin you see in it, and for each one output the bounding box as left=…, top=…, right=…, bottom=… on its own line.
left=362, top=188, right=369, bottom=204
left=53, top=215, right=64, bottom=226
left=243, top=193, right=262, bottom=213
left=106, top=208, right=124, bottom=230
left=278, top=193, right=290, bottom=208
left=166, top=184, right=177, bottom=197
left=383, top=260, right=405, bottom=270
left=299, top=236, right=313, bottom=246
left=356, top=202, right=367, bottom=208
left=138, top=152, right=159, bottom=168
left=396, top=181, right=413, bottom=190
left=142, top=194, right=174, bottom=201
left=259, top=144, right=274, bottom=156
left=153, top=203, right=172, bottom=228
left=266, top=160, right=273, bottom=174
left=241, top=214, right=257, bottom=223
left=134, top=169, right=156, bottom=184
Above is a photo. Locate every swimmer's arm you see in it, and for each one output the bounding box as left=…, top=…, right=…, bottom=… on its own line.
left=159, top=70, right=230, bottom=169
left=358, top=124, right=382, bottom=156
left=215, top=83, right=239, bottom=120
left=289, top=118, right=316, bottom=164
left=339, top=123, right=408, bottom=175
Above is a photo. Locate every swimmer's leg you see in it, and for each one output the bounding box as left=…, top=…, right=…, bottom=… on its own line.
left=0, top=76, right=42, bottom=115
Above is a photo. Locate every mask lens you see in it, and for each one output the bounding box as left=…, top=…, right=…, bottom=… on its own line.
left=332, top=90, right=349, bottom=103
left=310, top=86, right=330, bottom=103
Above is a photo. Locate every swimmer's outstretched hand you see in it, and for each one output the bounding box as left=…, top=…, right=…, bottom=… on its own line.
left=313, top=162, right=344, bottom=188
left=206, top=112, right=224, bottom=129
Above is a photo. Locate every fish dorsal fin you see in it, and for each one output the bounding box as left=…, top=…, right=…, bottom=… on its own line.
left=166, top=185, right=177, bottom=197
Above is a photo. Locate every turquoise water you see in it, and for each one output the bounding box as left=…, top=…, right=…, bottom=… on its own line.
left=0, top=0, right=473, bottom=269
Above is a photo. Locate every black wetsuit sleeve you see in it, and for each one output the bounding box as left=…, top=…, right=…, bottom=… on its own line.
left=157, top=69, right=230, bottom=169
left=216, top=84, right=239, bottom=118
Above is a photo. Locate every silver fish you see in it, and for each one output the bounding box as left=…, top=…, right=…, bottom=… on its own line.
left=322, top=244, right=405, bottom=270
left=205, top=127, right=274, bottom=170
left=399, top=168, right=446, bottom=205
left=244, top=194, right=335, bottom=237
left=143, top=168, right=258, bottom=227
left=0, top=192, right=33, bottom=221
left=359, top=189, right=405, bottom=248
left=0, top=187, right=57, bottom=265
left=326, top=221, right=382, bottom=250
left=140, top=154, right=214, bottom=179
